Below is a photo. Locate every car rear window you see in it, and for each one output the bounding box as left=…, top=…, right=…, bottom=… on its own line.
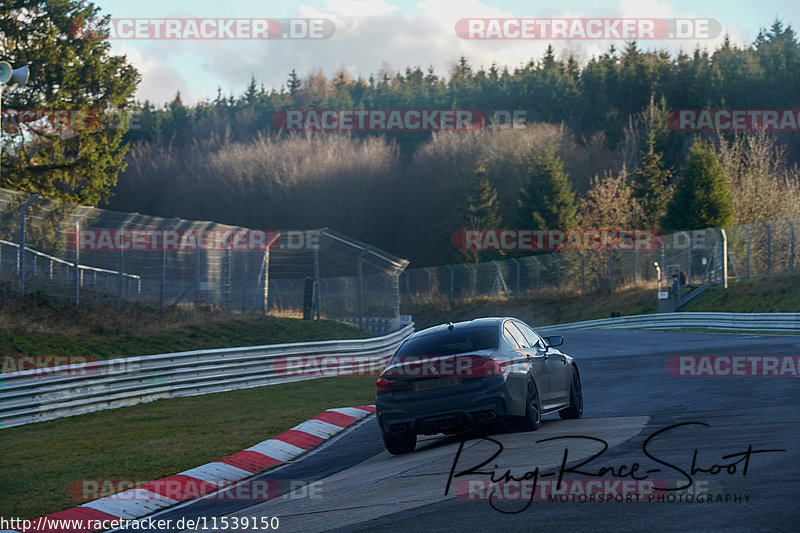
left=393, top=326, right=498, bottom=360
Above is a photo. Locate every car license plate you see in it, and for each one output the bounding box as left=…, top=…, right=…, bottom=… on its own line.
left=415, top=376, right=458, bottom=392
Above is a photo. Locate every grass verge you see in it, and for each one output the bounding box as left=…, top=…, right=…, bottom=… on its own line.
left=0, top=292, right=368, bottom=359
left=404, top=270, right=800, bottom=330
left=0, top=376, right=377, bottom=519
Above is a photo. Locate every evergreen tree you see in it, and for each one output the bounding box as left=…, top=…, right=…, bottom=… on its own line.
left=633, top=130, right=673, bottom=228
left=460, top=165, right=502, bottom=263
left=662, top=139, right=734, bottom=230
left=517, top=148, right=579, bottom=230
left=0, top=0, right=139, bottom=204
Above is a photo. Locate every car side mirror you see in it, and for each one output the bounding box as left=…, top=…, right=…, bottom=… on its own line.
left=544, top=335, right=564, bottom=348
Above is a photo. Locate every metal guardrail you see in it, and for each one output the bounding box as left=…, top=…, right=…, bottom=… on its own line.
left=537, top=312, right=800, bottom=334
left=0, top=324, right=414, bottom=429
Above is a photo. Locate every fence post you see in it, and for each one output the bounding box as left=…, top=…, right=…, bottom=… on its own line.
left=159, top=218, right=180, bottom=310
left=578, top=251, right=585, bottom=292
left=313, top=235, right=321, bottom=319
left=118, top=213, right=136, bottom=307
left=471, top=264, right=477, bottom=297
left=447, top=264, right=455, bottom=302
left=743, top=225, right=751, bottom=279
left=720, top=228, right=728, bottom=289
left=533, top=257, right=540, bottom=293
left=607, top=251, right=613, bottom=289
left=241, top=251, right=248, bottom=313
left=357, top=248, right=369, bottom=330
left=262, top=247, right=270, bottom=314
left=17, top=194, right=39, bottom=295
left=392, top=270, right=401, bottom=323
left=634, top=249, right=639, bottom=283
left=786, top=219, right=795, bottom=271
left=511, top=258, right=521, bottom=297
left=557, top=254, right=562, bottom=290
left=761, top=221, right=771, bottom=275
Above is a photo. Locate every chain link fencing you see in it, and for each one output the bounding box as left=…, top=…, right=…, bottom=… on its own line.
left=0, top=189, right=408, bottom=333
left=399, top=218, right=800, bottom=307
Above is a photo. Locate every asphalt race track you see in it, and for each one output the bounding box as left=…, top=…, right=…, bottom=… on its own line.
left=119, top=330, right=800, bottom=533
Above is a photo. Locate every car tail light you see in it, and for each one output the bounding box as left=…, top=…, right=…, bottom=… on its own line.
left=376, top=377, right=411, bottom=394
left=482, top=360, right=507, bottom=376
left=450, top=355, right=507, bottom=377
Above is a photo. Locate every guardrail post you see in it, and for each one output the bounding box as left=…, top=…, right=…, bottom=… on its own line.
left=761, top=221, right=771, bottom=275
left=786, top=219, right=795, bottom=271
left=17, top=194, right=39, bottom=295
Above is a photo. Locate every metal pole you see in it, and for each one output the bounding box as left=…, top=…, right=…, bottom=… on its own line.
left=607, top=251, right=613, bottom=289
left=720, top=228, right=728, bottom=289
left=510, top=258, right=520, bottom=297
left=786, top=219, right=795, bottom=271
left=447, top=264, right=454, bottom=302
left=761, top=221, right=771, bottom=275
left=262, top=248, right=270, bottom=314
left=533, top=257, right=540, bottom=293
left=743, top=225, right=751, bottom=279
left=117, top=213, right=136, bottom=307
left=557, top=254, right=562, bottom=290
left=313, top=237, right=321, bottom=319
left=241, top=251, right=248, bottom=313
left=17, top=195, right=39, bottom=294
left=357, top=248, right=367, bottom=330
left=578, top=252, right=585, bottom=292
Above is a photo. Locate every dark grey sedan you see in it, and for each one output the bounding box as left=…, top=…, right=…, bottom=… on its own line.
left=375, top=317, right=582, bottom=454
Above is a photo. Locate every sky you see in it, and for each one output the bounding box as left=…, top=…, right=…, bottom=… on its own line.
left=93, top=0, right=800, bottom=106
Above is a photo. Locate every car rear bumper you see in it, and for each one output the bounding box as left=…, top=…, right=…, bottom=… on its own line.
left=375, top=376, right=521, bottom=435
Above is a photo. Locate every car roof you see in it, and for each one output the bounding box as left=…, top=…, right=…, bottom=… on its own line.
left=410, top=317, right=519, bottom=338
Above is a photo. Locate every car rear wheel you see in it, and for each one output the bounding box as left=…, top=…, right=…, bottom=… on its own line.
left=382, top=432, right=417, bottom=455
left=518, top=378, right=542, bottom=431
left=559, top=368, right=583, bottom=420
